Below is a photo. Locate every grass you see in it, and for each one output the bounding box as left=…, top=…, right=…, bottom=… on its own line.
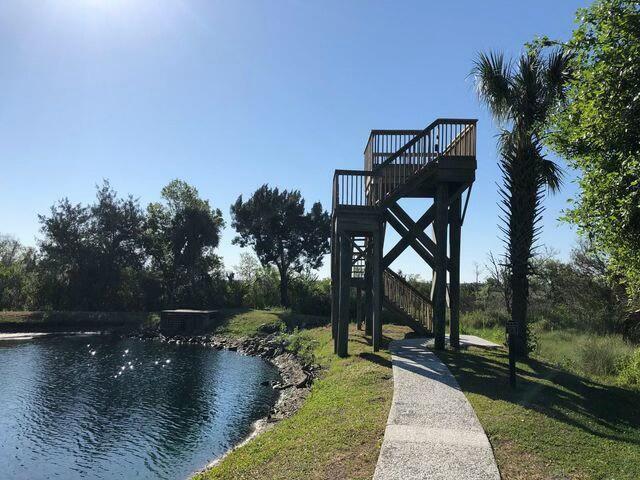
left=536, top=330, right=635, bottom=379
left=206, top=311, right=640, bottom=479
left=214, top=308, right=330, bottom=338
left=461, top=324, right=506, bottom=345
left=460, top=320, right=638, bottom=384
left=195, top=311, right=409, bottom=480
left=214, top=308, right=288, bottom=337
left=438, top=346, right=640, bottom=480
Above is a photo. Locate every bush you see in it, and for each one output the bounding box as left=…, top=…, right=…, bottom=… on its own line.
left=577, top=335, right=633, bottom=377
left=289, top=277, right=330, bottom=316
left=283, top=328, right=318, bottom=365
left=619, top=348, right=640, bottom=387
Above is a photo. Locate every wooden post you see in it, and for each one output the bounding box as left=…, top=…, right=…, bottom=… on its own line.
left=337, top=233, right=351, bottom=357
left=372, top=229, right=383, bottom=352
left=449, top=195, right=461, bottom=349
left=331, top=223, right=341, bottom=355
left=364, top=255, right=373, bottom=336
left=330, top=228, right=339, bottom=346
left=433, top=184, right=449, bottom=350
left=356, top=287, right=363, bottom=330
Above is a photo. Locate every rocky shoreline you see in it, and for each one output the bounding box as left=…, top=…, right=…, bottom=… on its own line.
left=130, top=329, right=317, bottom=429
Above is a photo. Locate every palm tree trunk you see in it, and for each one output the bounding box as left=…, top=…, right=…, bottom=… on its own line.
left=510, top=261, right=529, bottom=357
left=506, top=143, right=540, bottom=359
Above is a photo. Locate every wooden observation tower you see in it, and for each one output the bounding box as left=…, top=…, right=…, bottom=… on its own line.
left=330, top=118, right=477, bottom=356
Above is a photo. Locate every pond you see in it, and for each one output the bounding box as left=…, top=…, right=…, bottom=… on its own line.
left=0, top=334, right=281, bottom=480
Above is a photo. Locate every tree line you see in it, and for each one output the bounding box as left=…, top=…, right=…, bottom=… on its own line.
left=0, top=180, right=330, bottom=312
left=396, top=241, right=631, bottom=341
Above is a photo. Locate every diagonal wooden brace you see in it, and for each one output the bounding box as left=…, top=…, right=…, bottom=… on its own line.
left=384, top=210, right=436, bottom=269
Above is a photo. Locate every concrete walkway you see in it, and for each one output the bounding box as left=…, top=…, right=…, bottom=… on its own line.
left=373, top=338, right=501, bottom=480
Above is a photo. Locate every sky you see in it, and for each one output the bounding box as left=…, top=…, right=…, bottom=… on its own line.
left=0, top=0, right=591, bottom=281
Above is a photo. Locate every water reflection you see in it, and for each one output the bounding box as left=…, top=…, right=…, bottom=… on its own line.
left=0, top=335, right=280, bottom=480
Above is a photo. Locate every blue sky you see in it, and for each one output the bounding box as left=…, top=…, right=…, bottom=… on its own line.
left=0, top=0, right=589, bottom=281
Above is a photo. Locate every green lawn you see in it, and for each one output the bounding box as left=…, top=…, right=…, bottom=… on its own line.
left=212, top=308, right=330, bottom=338
left=438, top=347, right=640, bottom=480
left=213, top=308, right=287, bottom=337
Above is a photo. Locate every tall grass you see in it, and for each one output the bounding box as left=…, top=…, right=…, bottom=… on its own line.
left=460, top=312, right=639, bottom=386
left=459, top=310, right=506, bottom=345
left=536, top=330, right=634, bottom=380
left=619, top=348, right=640, bottom=386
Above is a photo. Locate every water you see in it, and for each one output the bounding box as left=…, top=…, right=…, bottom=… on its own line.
left=0, top=335, right=281, bottom=480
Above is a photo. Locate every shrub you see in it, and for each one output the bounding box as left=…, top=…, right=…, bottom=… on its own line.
left=284, top=328, right=318, bottom=365
left=577, top=335, right=634, bottom=377
left=619, top=348, right=640, bottom=387
left=289, top=277, right=331, bottom=316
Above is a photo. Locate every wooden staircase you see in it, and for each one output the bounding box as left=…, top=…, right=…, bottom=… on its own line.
left=331, top=118, right=476, bottom=355
left=383, top=268, right=431, bottom=336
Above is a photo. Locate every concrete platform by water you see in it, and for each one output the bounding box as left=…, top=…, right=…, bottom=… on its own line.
left=372, top=338, right=501, bottom=480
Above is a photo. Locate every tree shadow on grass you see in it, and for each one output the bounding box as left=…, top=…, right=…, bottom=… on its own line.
left=435, top=348, right=640, bottom=446
left=359, top=352, right=392, bottom=369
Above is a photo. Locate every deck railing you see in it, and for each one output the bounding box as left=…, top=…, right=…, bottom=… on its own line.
left=364, top=130, right=422, bottom=171
left=383, top=268, right=433, bottom=331
left=332, top=169, right=380, bottom=210
left=334, top=119, right=477, bottom=212
left=371, top=119, right=476, bottom=203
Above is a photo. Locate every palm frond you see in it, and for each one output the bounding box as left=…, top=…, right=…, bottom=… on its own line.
left=471, top=51, right=513, bottom=123
left=539, top=158, right=563, bottom=193
left=544, top=47, right=574, bottom=103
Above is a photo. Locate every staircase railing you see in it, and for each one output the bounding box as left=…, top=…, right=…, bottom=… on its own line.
left=369, top=119, right=476, bottom=204
left=383, top=268, right=433, bottom=331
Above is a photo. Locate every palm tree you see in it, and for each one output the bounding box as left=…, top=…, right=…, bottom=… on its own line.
left=472, top=48, right=572, bottom=357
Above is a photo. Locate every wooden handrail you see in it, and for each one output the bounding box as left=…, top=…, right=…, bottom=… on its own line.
left=384, top=268, right=433, bottom=305
left=335, top=119, right=477, bottom=213
left=373, top=118, right=477, bottom=172
left=332, top=169, right=380, bottom=210
left=383, top=267, right=433, bottom=331
left=370, top=119, right=476, bottom=205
